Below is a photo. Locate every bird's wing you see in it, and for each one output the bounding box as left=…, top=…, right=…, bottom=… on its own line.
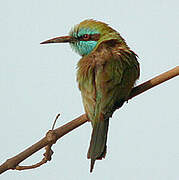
left=94, top=49, right=140, bottom=119
left=77, top=44, right=139, bottom=121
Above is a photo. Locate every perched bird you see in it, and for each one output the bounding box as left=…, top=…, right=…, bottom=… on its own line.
left=41, top=19, right=140, bottom=172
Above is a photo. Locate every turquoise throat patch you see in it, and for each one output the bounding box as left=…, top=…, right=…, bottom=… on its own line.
left=70, top=28, right=99, bottom=56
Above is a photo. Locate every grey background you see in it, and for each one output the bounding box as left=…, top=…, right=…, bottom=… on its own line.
left=1, top=0, right=179, bottom=179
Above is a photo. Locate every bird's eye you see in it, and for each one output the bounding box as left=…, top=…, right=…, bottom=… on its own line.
left=82, top=34, right=90, bottom=40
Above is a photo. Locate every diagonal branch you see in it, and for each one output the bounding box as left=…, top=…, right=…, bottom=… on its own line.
left=0, top=66, right=178, bottom=175
left=127, top=66, right=179, bottom=100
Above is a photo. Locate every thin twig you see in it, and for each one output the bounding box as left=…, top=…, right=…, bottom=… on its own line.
left=15, top=158, right=48, bottom=170
left=12, top=115, right=61, bottom=171
left=0, top=66, right=178, bottom=175
left=52, top=113, right=60, bottom=130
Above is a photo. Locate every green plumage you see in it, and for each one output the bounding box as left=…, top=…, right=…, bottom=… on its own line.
left=77, top=38, right=139, bottom=172
left=41, top=19, right=140, bottom=172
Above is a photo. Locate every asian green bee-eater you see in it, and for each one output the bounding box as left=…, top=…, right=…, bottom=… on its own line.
left=41, top=19, right=140, bottom=172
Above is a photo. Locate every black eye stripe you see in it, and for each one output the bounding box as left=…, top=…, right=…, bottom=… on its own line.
left=77, top=34, right=100, bottom=41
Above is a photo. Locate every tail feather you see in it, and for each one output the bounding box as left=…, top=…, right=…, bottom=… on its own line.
left=90, top=159, right=95, bottom=173
left=87, top=117, right=109, bottom=172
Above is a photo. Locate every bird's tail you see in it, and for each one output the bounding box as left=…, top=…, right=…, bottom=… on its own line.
left=87, top=114, right=109, bottom=172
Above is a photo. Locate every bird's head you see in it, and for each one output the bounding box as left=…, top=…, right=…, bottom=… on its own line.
left=41, top=19, right=123, bottom=56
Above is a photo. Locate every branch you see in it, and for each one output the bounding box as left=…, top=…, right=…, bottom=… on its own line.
left=0, top=66, right=178, bottom=174
left=127, top=66, right=179, bottom=100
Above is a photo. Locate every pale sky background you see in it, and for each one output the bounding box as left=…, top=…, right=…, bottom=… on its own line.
left=0, top=0, right=179, bottom=179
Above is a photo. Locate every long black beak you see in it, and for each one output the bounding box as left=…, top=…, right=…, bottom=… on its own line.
left=40, top=36, right=75, bottom=44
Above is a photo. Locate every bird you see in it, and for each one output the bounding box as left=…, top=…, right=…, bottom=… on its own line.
left=41, top=19, right=140, bottom=172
